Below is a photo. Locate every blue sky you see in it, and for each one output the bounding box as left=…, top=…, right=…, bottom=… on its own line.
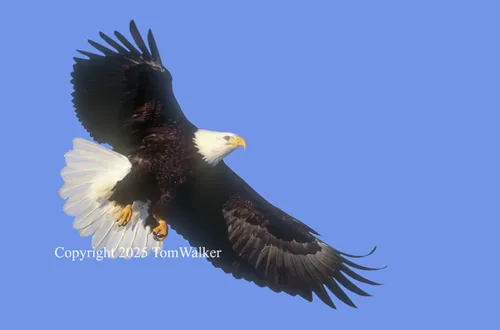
left=2, top=0, right=498, bottom=328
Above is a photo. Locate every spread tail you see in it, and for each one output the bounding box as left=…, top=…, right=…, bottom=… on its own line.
left=59, top=138, right=162, bottom=258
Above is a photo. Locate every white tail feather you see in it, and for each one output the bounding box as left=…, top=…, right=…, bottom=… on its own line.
left=60, top=138, right=162, bottom=258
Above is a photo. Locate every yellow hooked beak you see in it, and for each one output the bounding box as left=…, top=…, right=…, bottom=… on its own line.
left=232, top=136, right=246, bottom=150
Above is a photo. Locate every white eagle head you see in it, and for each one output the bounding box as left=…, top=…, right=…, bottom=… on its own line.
left=193, top=129, right=246, bottom=166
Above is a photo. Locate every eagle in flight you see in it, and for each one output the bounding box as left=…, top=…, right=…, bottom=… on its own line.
left=60, top=20, right=384, bottom=309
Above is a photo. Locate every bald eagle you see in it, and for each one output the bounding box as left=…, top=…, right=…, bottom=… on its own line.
left=60, top=21, right=384, bottom=309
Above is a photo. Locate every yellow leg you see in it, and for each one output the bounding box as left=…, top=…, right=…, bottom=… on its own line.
left=117, top=204, right=133, bottom=227
left=152, top=219, right=168, bottom=241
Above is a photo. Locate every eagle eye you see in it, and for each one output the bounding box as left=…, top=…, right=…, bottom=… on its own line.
left=223, top=136, right=231, bottom=141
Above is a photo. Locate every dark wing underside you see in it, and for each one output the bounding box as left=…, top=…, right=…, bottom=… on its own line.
left=71, top=20, right=193, bottom=153
left=169, top=162, right=385, bottom=309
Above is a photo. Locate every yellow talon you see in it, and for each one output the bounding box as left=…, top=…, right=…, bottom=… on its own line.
left=117, top=204, right=133, bottom=227
left=152, top=219, right=168, bottom=241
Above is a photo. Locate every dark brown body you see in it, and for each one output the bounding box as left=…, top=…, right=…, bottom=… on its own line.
left=110, top=124, right=203, bottom=223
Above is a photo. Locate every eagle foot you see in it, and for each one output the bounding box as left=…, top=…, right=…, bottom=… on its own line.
left=117, top=204, right=133, bottom=227
left=152, top=219, right=168, bottom=242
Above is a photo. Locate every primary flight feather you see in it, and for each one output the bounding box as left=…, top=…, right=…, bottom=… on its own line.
left=60, top=20, right=384, bottom=309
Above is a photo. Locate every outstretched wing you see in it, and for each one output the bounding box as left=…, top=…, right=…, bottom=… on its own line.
left=169, top=162, right=385, bottom=309
left=71, top=20, right=194, bottom=153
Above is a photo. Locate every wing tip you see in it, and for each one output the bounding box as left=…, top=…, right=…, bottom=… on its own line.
left=334, top=245, right=378, bottom=258
left=129, top=20, right=138, bottom=35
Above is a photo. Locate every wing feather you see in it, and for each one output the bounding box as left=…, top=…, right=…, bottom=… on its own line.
left=147, top=30, right=162, bottom=64
left=71, top=20, right=193, bottom=152
left=167, top=162, right=384, bottom=309
left=88, top=39, right=115, bottom=55
left=129, top=20, right=152, bottom=61
left=335, top=271, right=372, bottom=296
left=113, top=30, right=141, bottom=55
left=99, top=32, right=129, bottom=55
